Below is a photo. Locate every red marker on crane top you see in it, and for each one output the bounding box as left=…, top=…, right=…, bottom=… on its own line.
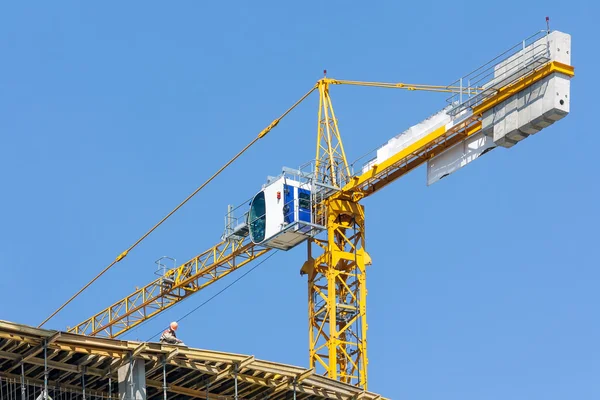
left=546, top=16, right=550, bottom=33
left=324, top=69, right=327, bottom=77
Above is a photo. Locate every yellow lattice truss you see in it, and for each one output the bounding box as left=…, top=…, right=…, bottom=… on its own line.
left=69, top=239, right=270, bottom=338
left=302, top=198, right=370, bottom=389
left=315, top=79, right=351, bottom=188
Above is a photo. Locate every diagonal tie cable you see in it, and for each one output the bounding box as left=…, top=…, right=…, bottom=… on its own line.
left=38, top=85, right=317, bottom=328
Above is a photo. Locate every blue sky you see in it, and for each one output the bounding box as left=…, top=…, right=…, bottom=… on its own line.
left=0, top=1, right=597, bottom=399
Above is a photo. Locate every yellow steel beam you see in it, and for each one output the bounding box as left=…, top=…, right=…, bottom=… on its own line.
left=296, top=367, right=314, bottom=383
left=343, top=119, right=482, bottom=199
left=69, top=238, right=270, bottom=338
left=6, top=332, right=61, bottom=373
left=473, top=61, right=574, bottom=115
left=146, top=379, right=228, bottom=400
left=207, top=355, right=255, bottom=384
left=325, top=78, right=481, bottom=94
left=0, top=350, right=106, bottom=377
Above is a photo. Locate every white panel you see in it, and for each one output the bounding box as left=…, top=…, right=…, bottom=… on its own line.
left=369, top=106, right=452, bottom=171
left=493, top=100, right=517, bottom=148
left=257, top=176, right=315, bottom=250
left=542, top=73, right=570, bottom=121
left=505, top=94, right=525, bottom=142
left=481, top=108, right=494, bottom=136
left=517, top=81, right=539, bottom=135
left=548, top=31, right=571, bottom=65
left=491, top=72, right=570, bottom=148
left=262, top=178, right=285, bottom=242
left=523, top=79, right=544, bottom=133
left=530, top=73, right=570, bottom=131
left=427, top=131, right=496, bottom=185
left=530, top=77, right=554, bottom=130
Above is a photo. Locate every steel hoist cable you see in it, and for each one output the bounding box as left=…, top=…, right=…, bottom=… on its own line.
left=38, top=85, right=317, bottom=328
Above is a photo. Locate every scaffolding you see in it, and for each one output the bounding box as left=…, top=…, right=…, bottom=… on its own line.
left=0, top=320, right=387, bottom=400
left=0, top=375, right=113, bottom=400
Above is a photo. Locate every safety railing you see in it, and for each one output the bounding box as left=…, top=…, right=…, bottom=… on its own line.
left=222, top=198, right=253, bottom=242
left=154, top=256, right=177, bottom=287
left=446, top=29, right=551, bottom=116
left=284, top=161, right=338, bottom=229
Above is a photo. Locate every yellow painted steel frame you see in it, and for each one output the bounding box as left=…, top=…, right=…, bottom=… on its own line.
left=69, top=239, right=270, bottom=338
left=304, top=198, right=369, bottom=389
left=315, top=79, right=351, bottom=188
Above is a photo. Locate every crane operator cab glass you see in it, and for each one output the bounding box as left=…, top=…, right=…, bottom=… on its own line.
left=248, top=192, right=266, bottom=243
left=247, top=175, right=316, bottom=251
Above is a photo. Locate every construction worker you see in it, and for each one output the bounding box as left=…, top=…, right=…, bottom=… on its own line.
left=160, top=321, right=184, bottom=345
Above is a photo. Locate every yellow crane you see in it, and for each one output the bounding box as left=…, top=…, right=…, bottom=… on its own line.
left=42, top=28, right=574, bottom=390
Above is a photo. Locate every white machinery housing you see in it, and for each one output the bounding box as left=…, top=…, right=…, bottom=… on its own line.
left=248, top=176, right=315, bottom=250
left=223, top=168, right=331, bottom=251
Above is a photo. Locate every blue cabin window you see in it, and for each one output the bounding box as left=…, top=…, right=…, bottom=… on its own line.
left=249, top=192, right=266, bottom=242
left=283, top=185, right=294, bottom=224
left=298, top=189, right=311, bottom=223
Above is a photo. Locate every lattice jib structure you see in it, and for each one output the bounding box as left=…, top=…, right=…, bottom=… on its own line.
left=69, top=239, right=270, bottom=338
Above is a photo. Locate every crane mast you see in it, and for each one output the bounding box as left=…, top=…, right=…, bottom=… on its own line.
left=304, top=77, right=368, bottom=387
left=64, top=27, right=574, bottom=392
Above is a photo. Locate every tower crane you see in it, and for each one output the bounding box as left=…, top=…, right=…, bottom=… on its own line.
left=44, top=27, right=574, bottom=390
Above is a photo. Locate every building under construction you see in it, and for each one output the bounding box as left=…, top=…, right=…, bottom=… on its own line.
left=0, top=320, right=386, bottom=400
left=0, top=25, right=574, bottom=400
